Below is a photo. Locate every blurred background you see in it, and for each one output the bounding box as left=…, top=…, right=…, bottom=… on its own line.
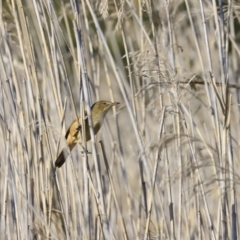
left=1, top=0, right=240, bottom=239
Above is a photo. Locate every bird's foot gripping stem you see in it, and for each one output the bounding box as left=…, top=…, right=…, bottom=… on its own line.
left=81, top=146, right=91, bottom=155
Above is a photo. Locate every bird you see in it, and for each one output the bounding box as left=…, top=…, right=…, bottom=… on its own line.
left=55, top=100, right=119, bottom=168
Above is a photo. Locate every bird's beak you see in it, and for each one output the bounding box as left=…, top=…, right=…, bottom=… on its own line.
left=111, top=102, right=120, bottom=106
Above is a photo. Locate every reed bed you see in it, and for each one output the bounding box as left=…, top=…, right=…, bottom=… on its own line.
left=0, top=0, right=240, bottom=239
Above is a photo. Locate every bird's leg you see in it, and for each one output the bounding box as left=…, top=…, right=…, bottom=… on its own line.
left=76, top=125, right=82, bottom=131
left=76, top=125, right=91, bottom=154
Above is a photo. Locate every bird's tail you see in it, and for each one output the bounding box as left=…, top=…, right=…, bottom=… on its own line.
left=55, top=148, right=69, bottom=168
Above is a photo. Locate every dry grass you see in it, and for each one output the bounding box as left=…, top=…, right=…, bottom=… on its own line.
left=1, top=0, right=240, bottom=239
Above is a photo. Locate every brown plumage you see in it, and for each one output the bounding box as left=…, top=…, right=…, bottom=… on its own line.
left=55, top=101, right=119, bottom=168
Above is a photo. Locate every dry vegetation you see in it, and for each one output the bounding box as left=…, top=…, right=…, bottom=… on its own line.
left=1, top=0, right=240, bottom=239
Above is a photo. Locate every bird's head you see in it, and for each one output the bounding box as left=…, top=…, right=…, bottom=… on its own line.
left=91, top=101, right=119, bottom=121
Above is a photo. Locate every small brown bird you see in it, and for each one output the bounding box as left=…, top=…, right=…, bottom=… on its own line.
left=55, top=100, right=119, bottom=168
